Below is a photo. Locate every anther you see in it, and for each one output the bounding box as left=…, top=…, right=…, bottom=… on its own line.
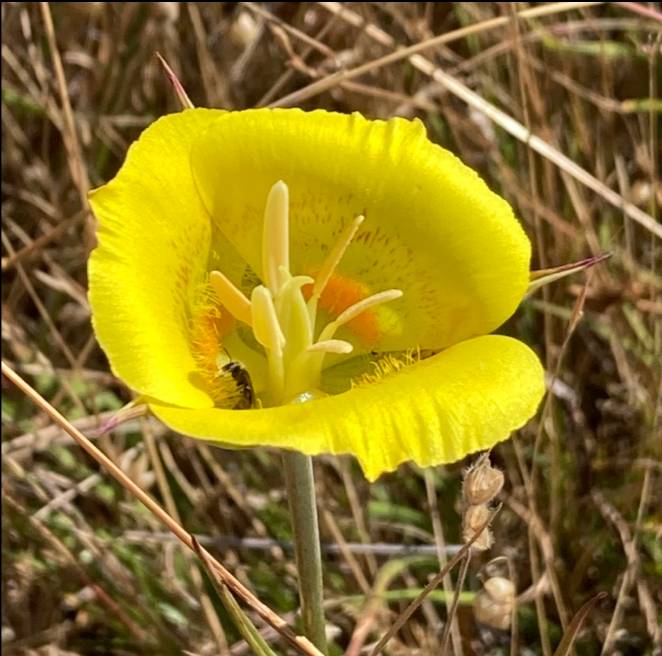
left=311, top=214, right=364, bottom=301
left=209, top=270, right=252, bottom=325
left=318, top=288, right=403, bottom=342
left=251, top=285, right=285, bottom=357
left=307, top=339, right=354, bottom=355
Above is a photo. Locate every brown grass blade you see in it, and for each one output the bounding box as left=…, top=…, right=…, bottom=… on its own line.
left=191, top=537, right=280, bottom=656
left=156, top=52, right=195, bottom=110
left=39, top=2, right=92, bottom=243
left=1, top=361, right=325, bottom=656
left=311, top=2, right=660, bottom=239
left=553, top=592, right=608, bottom=656
left=3, top=492, right=148, bottom=643
left=367, top=504, right=502, bottom=656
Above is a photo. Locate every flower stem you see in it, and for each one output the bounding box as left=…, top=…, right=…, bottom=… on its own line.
left=282, top=451, right=327, bottom=653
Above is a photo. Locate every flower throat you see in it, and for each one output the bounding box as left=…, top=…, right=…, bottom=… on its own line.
left=191, top=180, right=403, bottom=409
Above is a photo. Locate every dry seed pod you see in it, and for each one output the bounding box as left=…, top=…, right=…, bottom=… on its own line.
left=463, top=503, right=490, bottom=534
left=484, top=576, right=515, bottom=603
left=154, top=2, right=179, bottom=22
left=462, top=503, right=493, bottom=551
left=474, top=590, right=511, bottom=630
left=463, top=455, right=504, bottom=505
left=479, top=556, right=510, bottom=583
left=474, top=576, right=515, bottom=630
left=230, top=11, right=259, bottom=47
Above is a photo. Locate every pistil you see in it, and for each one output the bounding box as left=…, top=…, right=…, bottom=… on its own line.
left=262, top=180, right=290, bottom=295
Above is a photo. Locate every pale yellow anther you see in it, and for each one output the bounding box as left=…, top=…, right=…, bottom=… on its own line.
left=209, top=270, right=252, bottom=325
left=307, top=339, right=353, bottom=355
left=319, top=289, right=403, bottom=342
left=312, top=214, right=365, bottom=300
left=336, top=289, right=403, bottom=325
left=262, top=180, right=290, bottom=294
left=251, top=285, right=285, bottom=357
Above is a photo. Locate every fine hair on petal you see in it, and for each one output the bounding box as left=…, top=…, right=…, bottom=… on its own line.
left=351, top=347, right=421, bottom=388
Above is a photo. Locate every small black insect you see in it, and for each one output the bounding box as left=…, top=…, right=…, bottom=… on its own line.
left=220, top=360, right=255, bottom=409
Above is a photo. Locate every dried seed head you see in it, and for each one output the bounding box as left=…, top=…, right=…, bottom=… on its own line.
left=154, top=2, right=179, bottom=22
left=463, top=454, right=504, bottom=505
left=479, top=556, right=511, bottom=584
left=463, top=502, right=490, bottom=534
left=474, top=576, right=515, bottom=630
left=484, top=576, right=515, bottom=602
left=474, top=591, right=511, bottom=630
left=462, top=503, right=493, bottom=551
left=230, top=11, right=259, bottom=47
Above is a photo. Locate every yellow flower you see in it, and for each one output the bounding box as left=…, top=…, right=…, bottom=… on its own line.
left=88, top=108, right=544, bottom=481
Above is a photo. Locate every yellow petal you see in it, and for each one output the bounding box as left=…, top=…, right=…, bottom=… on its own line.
left=88, top=109, right=228, bottom=408
left=150, top=335, right=545, bottom=481
left=191, top=109, right=531, bottom=353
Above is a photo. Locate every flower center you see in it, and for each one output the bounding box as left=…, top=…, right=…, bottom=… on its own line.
left=203, top=181, right=402, bottom=407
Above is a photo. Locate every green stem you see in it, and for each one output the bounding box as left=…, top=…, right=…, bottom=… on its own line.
left=282, top=451, right=327, bottom=653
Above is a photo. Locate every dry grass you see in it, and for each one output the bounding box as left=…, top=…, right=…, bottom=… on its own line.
left=2, top=3, right=661, bottom=655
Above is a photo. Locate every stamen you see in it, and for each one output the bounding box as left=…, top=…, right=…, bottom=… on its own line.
left=251, top=285, right=285, bottom=357
left=262, top=180, right=290, bottom=294
left=208, top=180, right=407, bottom=404
left=352, top=349, right=420, bottom=388
left=318, top=288, right=403, bottom=342
left=312, top=215, right=365, bottom=300
left=336, top=289, right=403, bottom=324
left=308, top=339, right=354, bottom=355
left=209, top=270, right=252, bottom=325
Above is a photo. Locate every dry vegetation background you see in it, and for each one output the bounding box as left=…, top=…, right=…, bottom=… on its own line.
left=2, top=2, right=661, bottom=655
